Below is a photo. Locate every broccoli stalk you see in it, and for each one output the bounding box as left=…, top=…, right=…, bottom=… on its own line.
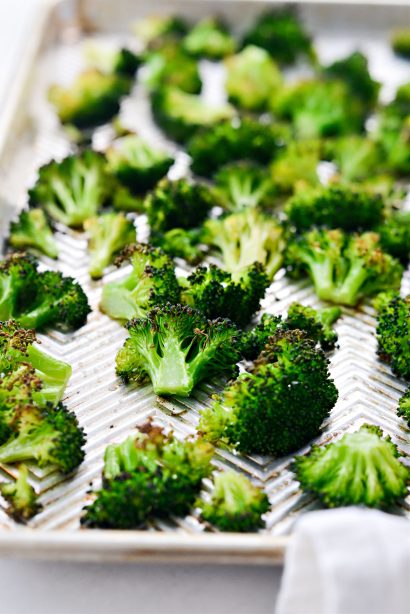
left=0, top=464, right=42, bottom=522
left=214, top=162, right=278, bottom=211
left=9, top=209, right=58, bottom=259
left=85, top=213, right=136, bottom=279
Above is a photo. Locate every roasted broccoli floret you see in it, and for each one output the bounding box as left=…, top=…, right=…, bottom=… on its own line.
left=323, top=135, right=384, bottom=183
left=142, top=41, right=202, bottom=94
left=391, top=29, right=410, bottom=59
left=0, top=402, right=85, bottom=473
left=224, top=45, right=282, bottom=112
left=0, top=252, right=39, bottom=322
left=116, top=304, right=241, bottom=396
left=377, top=211, right=410, bottom=265
left=203, top=208, right=285, bottom=280
left=180, top=262, right=269, bottom=327
left=84, top=41, right=140, bottom=77
left=145, top=178, right=215, bottom=234
left=242, top=9, right=315, bottom=65
left=376, top=112, right=410, bottom=176
left=84, top=213, right=136, bottom=279
left=106, top=135, right=174, bottom=194
left=286, top=229, right=403, bottom=306
left=198, top=471, right=269, bottom=532
left=132, top=15, right=188, bottom=48
left=100, top=243, right=180, bottom=322
left=199, top=330, right=338, bottom=456
left=214, top=162, right=278, bottom=211
left=285, top=185, right=385, bottom=232
left=376, top=294, right=410, bottom=380
left=151, top=227, right=205, bottom=264
left=188, top=117, right=288, bottom=178
left=29, top=151, right=112, bottom=228
left=270, top=139, right=321, bottom=195
left=48, top=69, right=131, bottom=130
left=8, top=209, right=58, bottom=260
left=82, top=420, right=213, bottom=529
left=295, top=424, right=409, bottom=508
left=183, top=18, right=236, bottom=59
left=397, top=389, right=410, bottom=425
left=0, top=465, right=42, bottom=522
left=151, top=86, right=235, bottom=143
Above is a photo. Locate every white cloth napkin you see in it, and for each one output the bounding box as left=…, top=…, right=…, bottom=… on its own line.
left=275, top=508, right=410, bottom=614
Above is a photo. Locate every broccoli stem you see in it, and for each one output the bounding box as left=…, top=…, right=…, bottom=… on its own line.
left=151, top=337, right=194, bottom=396
left=0, top=424, right=54, bottom=466
left=319, top=306, right=342, bottom=327
left=27, top=345, right=72, bottom=406
left=302, top=256, right=336, bottom=302
left=89, top=244, right=115, bottom=279
left=17, top=301, right=54, bottom=330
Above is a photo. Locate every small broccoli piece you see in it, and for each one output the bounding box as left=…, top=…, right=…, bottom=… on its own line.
left=29, top=151, right=112, bottom=229
left=84, top=41, right=140, bottom=77
left=391, top=29, right=410, bottom=59
left=214, top=162, right=278, bottom=211
left=376, top=113, right=410, bottom=176
left=84, top=213, right=136, bottom=279
left=397, top=389, right=410, bottom=425
left=198, top=471, right=269, bottom=532
left=0, top=252, right=39, bottom=322
left=323, top=135, right=384, bottom=183
left=270, top=139, right=321, bottom=195
left=82, top=420, right=213, bottom=529
left=145, top=178, right=215, bottom=235
left=286, top=229, right=403, bottom=306
left=203, top=208, right=285, bottom=280
left=0, top=402, right=85, bottom=473
left=180, top=262, right=269, bottom=327
left=151, top=227, right=205, bottom=264
left=116, top=304, right=240, bottom=396
left=183, top=18, right=236, bottom=59
left=377, top=211, right=410, bottom=265
left=100, top=243, right=180, bottom=322
left=142, top=41, right=202, bottom=94
left=8, top=209, right=58, bottom=260
left=112, top=185, right=145, bottom=213
left=0, top=367, right=44, bottom=443
left=273, top=80, right=363, bottom=139
left=188, top=117, right=289, bottom=178
left=48, top=69, right=131, bottom=130
left=242, top=9, right=315, bottom=66
left=132, top=16, right=188, bottom=48
left=199, top=330, right=338, bottom=456
left=285, top=184, right=385, bottom=232
left=224, top=45, right=282, bottom=112
left=295, top=424, right=409, bottom=508
left=151, top=86, right=236, bottom=143
left=0, top=465, right=42, bottom=523
left=376, top=294, right=410, bottom=380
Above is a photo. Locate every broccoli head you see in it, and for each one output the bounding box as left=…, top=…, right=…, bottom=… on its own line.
left=376, top=112, right=410, bottom=176
left=214, top=162, right=278, bottom=211
left=116, top=303, right=241, bottom=396
left=203, top=208, right=285, bottom=280
left=323, top=135, right=384, bottom=183
left=397, top=388, right=410, bottom=426
left=224, top=45, right=282, bottom=112
left=132, top=15, right=188, bottom=48
left=8, top=209, right=58, bottom=260
left=183, top=18, right=236, bottom=59
left=84, top=41, right=140, bottom=77
left=29, top=150, right=113, bottom=228
left=294, top=424, right=409, bottom=508
left=286, top=229, right=403, bottom=306
left=84, top=213, right=136, bottom=279
left=0, top=465, right=42, bottom=523
left=180, top=262, right=269, bottom=327
left=100, top=243, right=180, bottom=323
left=199, top=329, right=338, bottom=456
left=391, top=29, right=410, bottom=59
left=198, top=470, right=269, bottom=532
left=0, top=252, right=39, bottom=322
left=376, top=294, right=410, bottom=380
left=377, top=211, right=410, bottom=265
left=142, top=41, right=202, bottom=94
left=270, top=139, right=321, bottom=195
left=151, top=227, right=205, bottom=265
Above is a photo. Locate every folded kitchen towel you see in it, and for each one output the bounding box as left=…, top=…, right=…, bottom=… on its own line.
left=275, top=507, right=410, bottom=614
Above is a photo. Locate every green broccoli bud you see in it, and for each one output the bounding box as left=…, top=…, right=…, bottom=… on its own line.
left=397, top=389, right=410, bottom=425
left=323, top=135, right=384, bottom=183
left=377, top=211, right=410, bottom=265
left=112, top=185, right=145, bottom=213
left=100, top=243, right=180, bottom=322
left=294, top=424, right=409, bottom=508
left=198, top=471, right=269, bottom=532
left=84, top=213, right=136, bottom=279
left=8, top=209, right=58, bottom=260
left=214, top=162, right=278, bottom=211
left=84, top=41, right=140, bottom=77
left=151, top=227, right=205, bottom=264
left=132, top=16, right=188, bottom=48
left=224, top=45, right=282, bottom=112
left=376, top=113, right=410, bottom=176
left=270, top=139, right=321, bottom=195
left=183, top=18, right=236, bottom=59
left=0, top=464, right=42, bottom=522
left=142, top=41, right=202, bottom=94
left=116, top=303, right=241, bottom=397
left=376, top=294, right=410, bottom=380
left=203, top=208, right=285, bottom=280
left=391, top=29, right=410, bottom=59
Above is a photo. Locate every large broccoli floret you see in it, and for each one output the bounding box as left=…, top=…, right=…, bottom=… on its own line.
left=180, top=262, right=269, bottom=327
left=377, top=211, right=410, bottom=265
left=151, top=227, right=205, bottom=265
left=142, top=41, right=202, bottom=94
left=391, top=29, right=410, bottom=59
left=151, top=86, right=236, bottom=143
left=132, top=15, right=188, bottom=48
left=270, top=139, right=322, bottom=195
left=84, top=41, right=141, bottom=77
left=145, top=178, right=215, bottom=235
left=295, top=424, right=409, bottom=508
left=188, top=117, right=288, bottom=178
left=397, top=388, right=410, bottom=425
left=100, top=243, right=180, bottom=323
left=198, top=471, right=269, bottom=532
left=214, top=162, right=278, bottom=211
left=82, top=420, right=213, bottom=529
left=203, top=208, right=285, bottom=280
left=376, top=294, right=410, bottom=380
left=323, top=135, right=384, bottom=183
left=8, top=209, right=58, bottom=260
left=84, top=213, right=136, bottom=279
left=199, top=330, right=338, bottom=456
left=48, top=69, right=131, bottom=130
left=224, top=45, right=282, bottom=112
left=183, top=18, right=236, bottom=59
left=286, top=229, right=403, bottom=306
left=106, top=135, right=174, bottom=194
left=285, top=184, right=385, bottom=232
left=242, top=9, right=315, bottom=65
left=29, top=151, right=112, bottom=228
left=0, top=464, right=42, bottom=523
left=116, top=304, right=241, bottom=396
left=0, top=402, right=85, bottom=474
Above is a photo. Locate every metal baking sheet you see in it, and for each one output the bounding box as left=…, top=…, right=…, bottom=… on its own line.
left=0, top=0, right=409, bottom=563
